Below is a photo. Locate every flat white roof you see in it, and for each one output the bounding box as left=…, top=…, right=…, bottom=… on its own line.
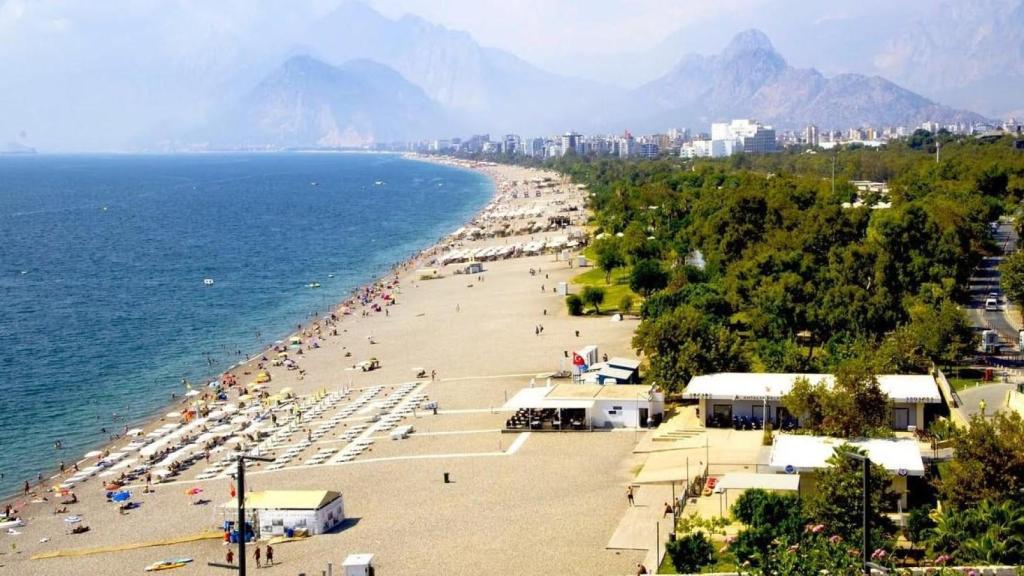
left=502, top=386, right=596, bottom=410
left=715, top=473, right=800, bottom=492
left=683, top=373, right=941, bottom=403
left=607, top=357, right=641, bottom=370
left=769, top=435, right=925, bottom=476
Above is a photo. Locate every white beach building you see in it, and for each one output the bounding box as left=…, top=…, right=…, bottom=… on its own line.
left=503, top=383, right=664, bottom=429
left=221, top=490, right=345, bottom=537
left=768, top=434, right=926, bottom=507
left=682, top=373, right=942, bottom=430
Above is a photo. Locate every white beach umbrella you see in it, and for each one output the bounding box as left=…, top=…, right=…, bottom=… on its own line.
left=83, top=450, right=103, bottom=458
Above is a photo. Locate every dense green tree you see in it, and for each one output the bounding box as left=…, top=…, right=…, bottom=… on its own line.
left=805, top=446, right=896, bottom=552
left=903, top=299, right=978, bottom=366
left=632, top=304, right=748, bottom=392
left=939, top=412, right=1024, bottom=508
left=781, top=358, right=893, bottom=437
left=1000, top=250, right=1024, bottom=306
left=593, top=238, right=625, bottom=283
left=580, top=285, right=605, bottom=314
left=628, top=259, right=669, bottom=297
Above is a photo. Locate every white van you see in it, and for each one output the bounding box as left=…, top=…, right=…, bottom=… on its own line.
left=985, top=298, right=999, bottom=311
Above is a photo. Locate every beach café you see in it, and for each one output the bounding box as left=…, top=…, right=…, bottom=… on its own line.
left=502, top=383, right=664, bottom=431
left=220, top=490, right=344, bottom=538
left=682, top=372, right=942, bottom=430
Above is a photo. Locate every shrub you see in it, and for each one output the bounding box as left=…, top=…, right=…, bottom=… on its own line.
left=566, top=294, right=584, bottom=316
left=666, top=531, right=716, bottom=574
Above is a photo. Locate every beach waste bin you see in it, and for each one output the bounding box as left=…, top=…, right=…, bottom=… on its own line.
left=285, top=527, right=294, bottom=538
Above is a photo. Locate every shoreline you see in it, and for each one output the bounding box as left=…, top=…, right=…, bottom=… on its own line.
left=0, top=153, right=499, bottom=504
left=1, top=156, right=648, bottom=576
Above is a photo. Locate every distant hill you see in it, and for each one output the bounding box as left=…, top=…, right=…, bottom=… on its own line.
left=623, top=29, right=989, bottom=132
left=199, top=56, right=447, bottom=149
left=301, top=1, right=618, bottom=135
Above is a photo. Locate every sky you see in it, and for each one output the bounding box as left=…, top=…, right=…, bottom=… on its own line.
left=0, top=0, right=1015, bottom=150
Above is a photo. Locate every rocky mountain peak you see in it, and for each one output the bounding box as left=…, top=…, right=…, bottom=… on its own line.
left=722, top=29, right=777, bottom=60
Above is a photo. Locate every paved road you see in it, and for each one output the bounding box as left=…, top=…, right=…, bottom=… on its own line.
left=966, top=220, right=1020, bottom=351
left=957, top=383, right=1013, bottom=419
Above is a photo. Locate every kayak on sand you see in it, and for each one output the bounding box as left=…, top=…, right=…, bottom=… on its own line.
left=144, top=558, right=193, bottom=571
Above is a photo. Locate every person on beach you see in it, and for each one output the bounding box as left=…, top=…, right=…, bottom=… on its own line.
left=627, top=485, right=634, bottom=506
left=226, top=548, right=234, bottom=565
left=254, top=545, right=262, bottom=568
left=266, top=544, right=274, bottom=566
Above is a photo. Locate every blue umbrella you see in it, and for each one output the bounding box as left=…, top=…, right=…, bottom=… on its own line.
left=111, top=490, right=131, bottom=502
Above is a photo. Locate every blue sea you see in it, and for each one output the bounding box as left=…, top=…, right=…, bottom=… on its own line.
left=0, top=153, right=492, bottom=498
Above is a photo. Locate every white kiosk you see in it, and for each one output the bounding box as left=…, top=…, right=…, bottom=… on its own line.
left=343, top=553, right=375, bottom=576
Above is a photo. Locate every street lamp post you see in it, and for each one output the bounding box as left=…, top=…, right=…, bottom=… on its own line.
left=840, top=451, right=886, bottom=575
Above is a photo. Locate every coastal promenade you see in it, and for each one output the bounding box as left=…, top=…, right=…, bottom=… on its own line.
left=2, top=160, right=650, bottom=575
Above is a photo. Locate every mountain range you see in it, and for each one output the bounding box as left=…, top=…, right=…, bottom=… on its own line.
left=624, top=29, right=987, bottom=133
left=194, top=3, right=990, bottom=149
left=197, top=56, right=446, bottom=149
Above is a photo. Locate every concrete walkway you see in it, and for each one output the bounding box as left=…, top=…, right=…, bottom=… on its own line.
left=607, top=482, right=675, bottom=571
left=957, top=383, right=1014, bottom=419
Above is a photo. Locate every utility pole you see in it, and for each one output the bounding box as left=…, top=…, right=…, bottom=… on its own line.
left=208, top=454, right=274, bottom=574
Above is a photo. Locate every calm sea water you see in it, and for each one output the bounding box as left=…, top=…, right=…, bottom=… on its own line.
left=0, top=153, right=491, bottom=498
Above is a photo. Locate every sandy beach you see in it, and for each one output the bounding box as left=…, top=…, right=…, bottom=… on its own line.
left=1, top=157, right=653, bottom=575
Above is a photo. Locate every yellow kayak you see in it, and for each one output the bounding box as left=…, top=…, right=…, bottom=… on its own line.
left=144, top=558, right=192, bottom=571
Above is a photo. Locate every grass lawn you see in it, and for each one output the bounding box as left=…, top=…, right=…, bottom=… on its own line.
left=571, top=265, right=639, bottom=314
left=947, top=367, right=986, bottom=391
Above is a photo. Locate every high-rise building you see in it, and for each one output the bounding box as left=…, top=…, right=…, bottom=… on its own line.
left=804, top=124, right=819, bottom=147
left=502, top=134, right=521, bottom=155
left=560, top=132, right=582, bottom=156
left=524, top=138, right=546, bottom=157
left=707, top=119, right=776, bottom=156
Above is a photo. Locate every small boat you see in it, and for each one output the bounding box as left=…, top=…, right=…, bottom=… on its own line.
left=203, top=278, right=214, bottom=286
left=328, top=273, right=335, bottom=278
left=145, top=558, right=193, bottom=572
left=310, top=181, right=319, bottom=187
left=374, top=180, right=385, bottom=186
left=307, top=282, right=321, bottom=289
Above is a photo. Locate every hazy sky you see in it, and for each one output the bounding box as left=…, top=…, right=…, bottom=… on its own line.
left=367, top=0, right=917, bottom=76
left=0, top=0, right=1012, bottom=150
